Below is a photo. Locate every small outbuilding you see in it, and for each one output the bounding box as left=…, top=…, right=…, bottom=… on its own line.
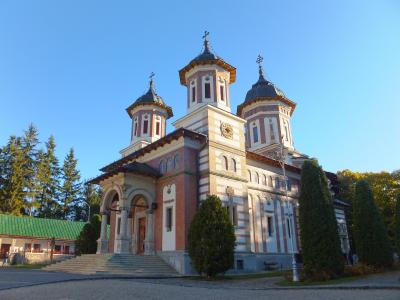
left=0, top=214, right=86, bottom=264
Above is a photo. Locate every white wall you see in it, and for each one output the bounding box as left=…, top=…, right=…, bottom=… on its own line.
left=162, top=184, right=176, bottom=251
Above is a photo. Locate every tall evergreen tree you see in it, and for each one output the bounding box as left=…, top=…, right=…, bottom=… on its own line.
left=299, top=160, right=344, bottom=280
left=5, top=136, right=27, bottom=215
left=353, top=180, right=393, bottom=267
left=60, top=148, right=82, bottom=220
left=22, top=124, right=40, bottom=215
left=36, top=136, right=60, bottom=218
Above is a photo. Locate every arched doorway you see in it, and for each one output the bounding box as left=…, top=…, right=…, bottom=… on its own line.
left=129, top=196, right=149, bottom=255
left=108, top=194, right=119, bottom=253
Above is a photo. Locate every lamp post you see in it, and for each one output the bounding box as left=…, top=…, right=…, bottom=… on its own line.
left=274, top=138, right=299, bottom=282
left=82, top=201, right=91, bottom=223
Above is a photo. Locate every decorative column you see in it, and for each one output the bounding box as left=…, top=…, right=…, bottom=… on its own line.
left=144, top=209, right=155, bottom=255
left=97, top=212, right=109, bottom=254
left=115, top=207, right=130, bottom=254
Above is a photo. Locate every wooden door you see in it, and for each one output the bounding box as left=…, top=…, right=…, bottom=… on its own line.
left=0, top=244, right=11, bottom=258
left=137, top=217, right=146, bottom=255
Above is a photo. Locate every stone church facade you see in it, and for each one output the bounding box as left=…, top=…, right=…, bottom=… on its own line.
left=89, top=35, right=349, bottom=274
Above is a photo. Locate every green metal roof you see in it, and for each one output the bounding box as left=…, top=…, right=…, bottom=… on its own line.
left=0, top=214, right=86, bottom=241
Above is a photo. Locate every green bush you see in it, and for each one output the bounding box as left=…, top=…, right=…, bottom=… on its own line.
left=299, top=160, right=344, bottom=280
left=353, top=180, right=393, bottom=267
left=75, top=214, right=101, bottom=255
left=188, top=195, right=236, bottom=277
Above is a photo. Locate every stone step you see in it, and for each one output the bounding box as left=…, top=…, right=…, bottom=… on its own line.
left=42, top=254, right=179, bottom=276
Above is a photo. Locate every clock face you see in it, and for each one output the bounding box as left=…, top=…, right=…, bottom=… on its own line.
left=221, top=123, right=233, bottom=139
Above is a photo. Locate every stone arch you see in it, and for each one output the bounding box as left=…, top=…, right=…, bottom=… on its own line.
left=125, top=188, right=155, bottom=208
left=101, top=184, right=123, bottom=213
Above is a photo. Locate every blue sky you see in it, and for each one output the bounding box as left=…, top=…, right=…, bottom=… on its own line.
left=1, top=0, right=399, bottom=180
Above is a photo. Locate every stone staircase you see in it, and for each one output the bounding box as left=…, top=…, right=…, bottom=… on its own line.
left=42, top=254, right=179, bottom=277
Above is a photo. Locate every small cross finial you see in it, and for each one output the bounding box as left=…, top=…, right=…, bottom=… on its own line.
left=256, top=54, right=265, bottom=79
left=256, top=54, right=263, bottom=66
left=202, top=30, right=209, bottom=41
left=149, top=72, right=155, bottom=80
left=149, top=72, right=155, bottom=90
left=202, top=31, right=210, bottom=52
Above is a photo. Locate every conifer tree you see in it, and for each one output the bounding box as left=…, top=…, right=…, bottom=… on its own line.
left=299, top=160, right=344, bottom=280
left=75, top=214, right=101, bottom=254
left=36, top=136, right=60, bottom=218
left=60, top=148, right=82, bottom=219
left=22, top=124, right=40, bottom=214
left=6, top=136, right=27, bottom=215
left=188, top=195, right=236, bottom=277
left=353, top=180, right=393, bottom=267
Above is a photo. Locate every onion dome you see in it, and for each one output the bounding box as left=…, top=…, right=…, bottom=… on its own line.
left=179, top=31, right=236, bottom=85
left=237, top=55, right=296, bottom=116
left=244, top=63, right=285, bottom=102
left=126, top=76, right=173, bottom=118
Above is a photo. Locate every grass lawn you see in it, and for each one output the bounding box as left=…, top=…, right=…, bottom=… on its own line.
left=277, top=266, right=400, bottom=286
left=185, top=270, right=289, bottom=281
left=8, top=263, right=48, bottom=269
left=277, top=275, right=365, bottom=286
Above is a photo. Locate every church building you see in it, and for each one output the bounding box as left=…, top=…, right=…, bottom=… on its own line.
left=89, top=33, right=349, bottom=274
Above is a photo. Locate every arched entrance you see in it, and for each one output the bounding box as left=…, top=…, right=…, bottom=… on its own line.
left=108, top=194, right=119, bottom=253
left=97, top=187, right=123, bottom=254
left=129, top=196, right=149, bottom=255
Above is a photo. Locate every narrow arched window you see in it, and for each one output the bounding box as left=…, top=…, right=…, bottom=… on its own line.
left=248, top=170, right=252, bottom=182
left=159, top=160, right=166, bottom=174
left=167, top=157, right=174, bottom=171
left=231, top=158, right=237, bottom=172
left=262, top=174, right=267, bottom=185
left=255, top=172, right=260, bottom=184
left=275, top=177, right=280, bottom=189
left=223, top=156, right=228, bottom=171
left=268, top=176, right=273, bottom=187
left=174, top=154, right=180, bottom=169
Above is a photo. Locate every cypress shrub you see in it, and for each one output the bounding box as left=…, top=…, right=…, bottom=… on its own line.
left=188, top=195, right=236, bottom=277
left=353, top=180, right=393, bottom=267
left=75, top=214, right=101, bottom=255
left=299, top=160, right=344, bottom=280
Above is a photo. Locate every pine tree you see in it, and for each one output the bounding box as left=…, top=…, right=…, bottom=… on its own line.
left=353, top=180, right=393, bottom=267
left=6, top=136, right=27, bottom=215
left=36, top=136, right=60, bottom=218
left=299, top=160, right=344, bottom=280
left=60, top=148, right=82, bottom=220
left=188, top=195, right=236, bottom=277
left=396, top=193, right=400, bottom=255
left=22, top=124, right=40, bottom=215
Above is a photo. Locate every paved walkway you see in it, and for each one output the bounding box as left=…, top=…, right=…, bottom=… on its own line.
left=0, top=268, right=399, bottom=300
left=0, top=279, right=398, bottom=300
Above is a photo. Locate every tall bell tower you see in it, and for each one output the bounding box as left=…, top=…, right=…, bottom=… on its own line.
left=237, top=55, right=296, bottom=157
left=120, top=74, right=173, bottom=157
left=178, top=31, right=236, bottom=115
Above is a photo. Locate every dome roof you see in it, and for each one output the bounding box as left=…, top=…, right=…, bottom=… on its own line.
left=134, top=79, right=165, bottom=105
left=126, top=78, right=173, bottom=118
left=244, top=68, right=285, bottom=103
left=179, top=33, right=236, bottom=85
